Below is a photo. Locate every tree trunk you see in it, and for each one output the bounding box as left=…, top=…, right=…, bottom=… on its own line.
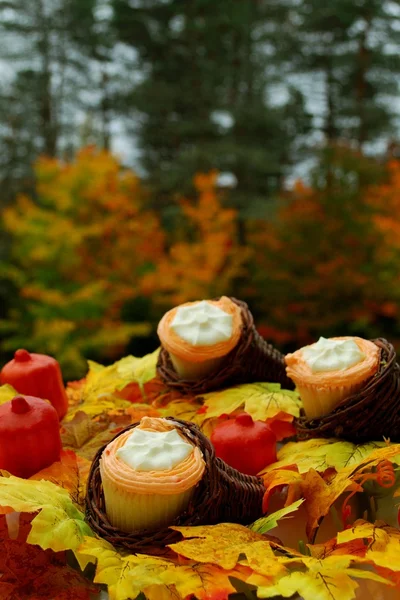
left=100, top=69, right=111, bottom=150
left=356, top=13, right=372, bottom=149
left=325, top=60, right=336, bottom=145
left=36, top=0, right=57, bottom=156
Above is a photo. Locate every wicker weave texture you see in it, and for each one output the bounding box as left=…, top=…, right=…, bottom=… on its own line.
left=296, top=338, right=400, bottom=443
left=85, top=418, right=265, bottom=554
left=157, top=297, right=294, bottom=395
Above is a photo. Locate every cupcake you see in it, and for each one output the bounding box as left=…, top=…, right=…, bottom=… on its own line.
left=156, top=296, right=295, bottom=394
left=285, top=337, right=380, bottom=419
left=157, top=296, right=243, bottom=381
left=99, top=416, right=205, bottom=532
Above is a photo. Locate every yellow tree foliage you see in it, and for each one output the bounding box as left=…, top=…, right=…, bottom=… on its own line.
left=1, top=147, right=164, bottom=378
left=140, top=171, right=250, bottom=307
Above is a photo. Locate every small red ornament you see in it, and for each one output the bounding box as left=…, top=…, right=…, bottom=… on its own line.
left=0, top=349, right=68, bottom=420
left=211, top=412, right=277, bottom=476
left=0, top=394, right=62, bottom=478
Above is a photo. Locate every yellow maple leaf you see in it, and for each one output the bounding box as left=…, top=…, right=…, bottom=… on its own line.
left=170, top=522, right=287, bottom=576
left=0, top=384, right=17, bottom=406
left=158, top=399, right=203, bottom=422
left=248, top=555, right=390, bottom=600
left=199, top=383, right=301, bottom=423
left=300, top=469, right=356, bottom=541
left=262, top=438, right=392, bottom=475
left=80, top=535, right=243, bottom=600
left=120, top=347, right=160, bottom=392
left=65, top=350, right=160, bottom=420
left=338, top=520, right=400, bottom=572
left=0, top=476, right=93, bottom=557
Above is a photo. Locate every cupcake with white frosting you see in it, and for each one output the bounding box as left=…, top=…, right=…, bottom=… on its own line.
left=100, top=417, right=205, bottom=532
left=285, top=337, right=380, bottom=418
left=157, top=297, right=243, bottom=381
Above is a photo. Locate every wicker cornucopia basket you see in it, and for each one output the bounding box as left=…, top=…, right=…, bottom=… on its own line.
left=156, top=297, right=294, bottom=396
left=296, top=338, right=400, bottom=443
left=85, top=417, right=265, bottom=554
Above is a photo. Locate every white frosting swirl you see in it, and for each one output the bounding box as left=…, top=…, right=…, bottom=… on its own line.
left=170, top=300, right=233, bottom=346
left=302, top=337, right=366, bottom=373
left=116, top=428, right=193, bottom=471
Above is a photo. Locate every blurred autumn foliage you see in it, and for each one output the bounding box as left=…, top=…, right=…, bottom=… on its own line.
left=2, top=145, right=400, bottom=379
left=249, top=146, right=400, bottom=348
left=1, top=148, right=164, bottom=377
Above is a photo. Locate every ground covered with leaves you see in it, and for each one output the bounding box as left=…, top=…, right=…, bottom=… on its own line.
left=1, top=349, right=400, bottom=600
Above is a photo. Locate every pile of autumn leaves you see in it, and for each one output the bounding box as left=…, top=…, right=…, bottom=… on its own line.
left=1, top=349, right=400, bottom=600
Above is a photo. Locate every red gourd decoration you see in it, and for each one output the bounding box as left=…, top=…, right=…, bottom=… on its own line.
left=0, top=395, right=62, bottom=478
left=211, top=412, right=277, bottom=476
left=0, top=349, right=68, bottom=420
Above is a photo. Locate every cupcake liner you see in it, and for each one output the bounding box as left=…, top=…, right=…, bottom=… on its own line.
left=156, top=297, right=294, bottom=395
left=100, top=470, right=195, bottom=533
left=85, top=418, right=265, bottom=554
left=296, top=339, right=400, bottom=443
left=296, top=381, right=367, bottom=419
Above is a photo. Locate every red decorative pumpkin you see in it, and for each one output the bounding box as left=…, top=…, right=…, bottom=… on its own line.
left=0, top=349, right=68, bottom=420
left=0, top=395, right=61, bottom=478
left=211, top=412, right=277, bottom=475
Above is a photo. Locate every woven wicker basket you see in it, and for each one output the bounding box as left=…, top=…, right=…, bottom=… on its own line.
left=156, top=297, right=294, bottom=396
left=296, top=338, right=400, bottom=443
left=85, top=418, right=265, bottom=554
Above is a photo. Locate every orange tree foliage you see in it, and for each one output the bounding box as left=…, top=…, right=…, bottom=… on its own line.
left=140, top=171, right=250, bottom=308
left=249, top=147, right=400, bottom=348
left=1, top=147, right=165, bottom=378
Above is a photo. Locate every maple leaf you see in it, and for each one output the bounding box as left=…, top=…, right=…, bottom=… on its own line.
left=338, top=520, right=400, bottom=572
left=65, top=350, right=160, bottom=420
left=79, top=536, right=245, bottom=600
left=262, top=470, right=305, bottom=520
left=300, top=469, right=357, bottom=542
left=199, top=383, right=301, bottom=423
left=250, top=499, right=304, bottom=534
left=0, top=476, right=93, bottom=558
left=66, top=422, right=128, bottom=461
left=0, top=384, right=17, bottom=406
left=61, top=410, right=107, bottom=448
left=122, top=348, right=161, bottom=392
left=0, top=513, right=97, bottom=600
left=261, top=438, right=393, bottom=475
left=308, top=535, right=368, bottom=560
left=169, top=523, right=287, bottom=575
left=29, top=449, right=91, bottom=508
left=158, top=398, right=204, bottom=422
left=247, top=555, right=390, bottom=600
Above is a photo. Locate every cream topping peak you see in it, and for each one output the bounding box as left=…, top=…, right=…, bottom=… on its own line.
left=170, top=300, right=233, bottom=346
left=116, top=428, right=193, bottom=471
left=302, top=337, right=366, bottom=373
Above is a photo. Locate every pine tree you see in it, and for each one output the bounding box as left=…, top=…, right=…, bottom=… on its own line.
left=0, top=0, right=115, bottom=196
left=285, top=0, right=400, bottom=149
left=111, top=0, right=311, bottom=211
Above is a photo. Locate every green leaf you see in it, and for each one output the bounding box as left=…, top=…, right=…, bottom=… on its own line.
left=250, top=499, right=304, bottom=534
